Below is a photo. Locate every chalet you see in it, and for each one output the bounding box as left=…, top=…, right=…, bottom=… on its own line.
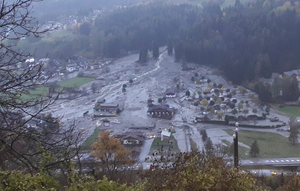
left=95, top=103, right=119, bottom=113
left=209, top=100, right=215, bottom=106
left=210, top=88, right=220, bottom=93
left=165, top=88, right=177, bottom=98
left=161, top=131, right=171, bottom=141
left=230, top=98, right=237, bottom=103
left=284, top=70, right=300, bottom=78
left=66, top=66, right=75, bottom=72
left=147, top=99, right=155, bottom=107
left=120, top=132, right=145, bottom=145
left=147, top=105, right=176, bottom=119
left=214, top=105, right=221, bottom=110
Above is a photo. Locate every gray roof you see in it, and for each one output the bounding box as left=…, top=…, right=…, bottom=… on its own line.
left=120, top=132, right=145, bottom=141
left=284, top=70, right=300, bottom=76
left=147, top=105, right=176, bottom=113
left=100, top=103, right=118, bottom=107
left=165, top=88, right=177, bottom=95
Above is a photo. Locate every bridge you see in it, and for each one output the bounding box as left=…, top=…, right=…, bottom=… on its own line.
left=241, top=158, right=300, bottom=167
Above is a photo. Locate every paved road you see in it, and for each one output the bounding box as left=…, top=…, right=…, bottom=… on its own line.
left=139, top=139, right=154, bottom=162
left=241, top=157, right=300, bottom=166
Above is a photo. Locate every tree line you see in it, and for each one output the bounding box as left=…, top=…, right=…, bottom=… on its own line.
left=88, top=0, right=300, bottom=84
left=21, top=0, right=300, bottom=89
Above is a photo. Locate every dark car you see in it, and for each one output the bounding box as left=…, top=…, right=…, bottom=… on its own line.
left=269, top=117, right=279, bottom=122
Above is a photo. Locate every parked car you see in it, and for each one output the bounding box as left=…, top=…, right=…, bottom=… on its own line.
left=269, top=117, right=279, bottom=122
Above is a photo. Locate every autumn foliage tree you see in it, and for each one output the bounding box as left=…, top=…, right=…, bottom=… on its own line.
left=91, top=131, right=135, bottom=180
left=143, top=150, right=266, bottom=191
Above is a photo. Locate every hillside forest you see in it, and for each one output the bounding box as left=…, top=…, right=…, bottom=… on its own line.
left=20, top=0, right=300, bottom=84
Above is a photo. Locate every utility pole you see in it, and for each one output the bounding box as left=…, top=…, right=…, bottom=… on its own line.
left=233, top=122, right=239, bottom=168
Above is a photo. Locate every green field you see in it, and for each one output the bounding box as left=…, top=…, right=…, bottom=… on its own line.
left=272, top=104, right=300, bottom=117
left=190, top=138, right=198, bottom=150
left=82, top=128, right=101, bottom=147
left=151, top=135, right=179, bottom=151
left=222, top=139, right=249, bottom=160
left=22, top=77, right=94, bottom=100
left=225, top=130, right=300, bottom=159
left=57, top=77, right=94, bottom=88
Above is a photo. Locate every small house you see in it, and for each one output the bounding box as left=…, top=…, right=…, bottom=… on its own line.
left=165, top=88, right=177, bottom=98
left=95, top=103, right=119, bottom=113
left=161, top=131, right=171, bottom=141
left=120, top=132, right=145, bottom=145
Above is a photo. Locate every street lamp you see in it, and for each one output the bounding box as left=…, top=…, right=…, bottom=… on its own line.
left=233, top=122, right=239, bottom=168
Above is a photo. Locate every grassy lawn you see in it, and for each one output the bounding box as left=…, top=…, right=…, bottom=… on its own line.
left=190, top=138, right=198, bottom=150
left=58, top=77, right=94, bottom=88
left=222, top=139, right=249, bottom=160
left=272, top=104, right=300, bottom=117
left=21, top=86, right=50, bottom=100
left=22, top=77, right=94, bottom=100
left=151, top=135, right=179, bottom=151
left=225, top=130, right=300, bottom=159
left=82, top=128, right=101, bottom=147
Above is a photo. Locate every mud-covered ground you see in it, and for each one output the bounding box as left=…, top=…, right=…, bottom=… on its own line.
left=46, top=48, right=290, bottom=160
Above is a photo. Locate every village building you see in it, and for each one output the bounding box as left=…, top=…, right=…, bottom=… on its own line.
left=161, top=130, right=171, bottom=141
left=95, top=103, right=119, bottom=113
left=165, top=88, right=177, bottom=98
left=119, top=131, right=145, bottom=145
left=147, top=105, right=176, bottom=119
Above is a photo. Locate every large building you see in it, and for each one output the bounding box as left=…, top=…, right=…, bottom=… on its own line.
left=147, top=105, right=176, bottom=119
left=95, top=103, right=119, bottom=113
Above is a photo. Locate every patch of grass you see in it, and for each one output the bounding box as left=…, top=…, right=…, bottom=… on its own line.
left=21, top=86, right=50, bottom=101
left=82, top=128, right=101, bottom=147
left=21, top=77, right=94, bottom=101
left=272, top=104, right=300, bottom=117
left=190, top=138, right=198, bottom=150
left=225, top=130, right=300, bottom=159
left=222, top=139, right=249, bottom=160
left=58, top=77, right=94, bottom=88
left=151, top=135, right=179, bottom=151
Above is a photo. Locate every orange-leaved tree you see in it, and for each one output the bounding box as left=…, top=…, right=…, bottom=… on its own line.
left=91, top=131, right=135, bottom=179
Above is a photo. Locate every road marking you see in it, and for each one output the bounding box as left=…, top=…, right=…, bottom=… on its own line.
left=250, top=161, right=253, bottom=163
left=291, top=160, right=294, bottom=162
left=271, top=160, right=274, bottom=162
left=281, top=160, right=284, bottom=162
left=297, top=160, right=300, bottom=162
left=276, top=160, right=279, bottom=162
left=286, top=160, right=290, bottom=162
left=266, top=160, right=269, bottom=162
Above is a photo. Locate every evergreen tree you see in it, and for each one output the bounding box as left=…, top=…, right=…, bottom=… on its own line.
left=205, top=138, right=214, bottom=156
left=167, top=37, right=173, bottom=55
left=186, top=90, right=191, bottom=97
left=250, top=140, right=260, bottom=157
left=152, top=41, right=159, bottom=59
left=139, top=48, right=148, bottom=63
left=200, top=129, right=208, bottom=142
left=289, top=126, right=299, bottom=145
